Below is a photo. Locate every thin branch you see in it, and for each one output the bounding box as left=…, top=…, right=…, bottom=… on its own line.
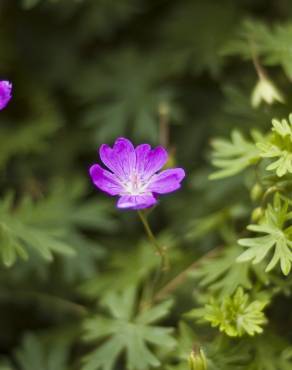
left=250, top=40, right=267, bottom=79
left=153, top=247, right=221, bottom=302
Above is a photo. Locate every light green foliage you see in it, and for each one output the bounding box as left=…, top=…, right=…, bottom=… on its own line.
left=258, top=115, right=292, bottom=177
left=238, top=194, right=292, bottom=275
left=82, top=287, right=176, bottom=370
left=191, top=245, right=257, bottom=297
left=188, top=288, right=267, bottom=337
left=210, top=130, right=261, bottom=179
left=209, top=114, right=292, bottom=275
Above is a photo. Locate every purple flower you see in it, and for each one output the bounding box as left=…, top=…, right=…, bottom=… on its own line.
left=89, top=138, right=185, bottom=210
left=0, top=81, right=12, bottom=110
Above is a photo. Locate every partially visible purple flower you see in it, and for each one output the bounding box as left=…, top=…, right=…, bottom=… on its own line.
left=0, top=81, right=12, bottom=110
left=89, top=138, right=185, bottom=210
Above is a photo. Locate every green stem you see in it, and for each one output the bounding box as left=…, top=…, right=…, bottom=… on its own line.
left=250, top=39, right=266, bottom=79
left=261, top=185, right=282, bottom=207
left=153, top=247, right=221, bottom=302
left=137, top=210, right=168, bottom=271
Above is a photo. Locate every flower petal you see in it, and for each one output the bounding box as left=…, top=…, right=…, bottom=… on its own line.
left=148, top=168, right=185, bottom=194
left=136, top=145, right=168, bottom=179
left=113, top=137, right=136, bottom=177
left=0, top=81, right=12, bottom=110
left=135, top=144, right=151, bottom=174
left=99, top=138, right=136, bottom=179
left=89, top=164, right=123, bottom=195
left=99, top=144, right=123, bottom=178
left=117, top=194, right=157, bottom=210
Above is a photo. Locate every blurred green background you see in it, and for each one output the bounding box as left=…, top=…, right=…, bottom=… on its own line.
left=1, top=0, right=292, bottom=369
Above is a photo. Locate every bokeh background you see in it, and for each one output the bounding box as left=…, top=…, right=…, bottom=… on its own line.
left=1, top=0, right=292, bottom=369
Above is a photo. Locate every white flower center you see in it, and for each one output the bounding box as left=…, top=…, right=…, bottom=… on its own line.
left=122, top=172, right=151, bottom=196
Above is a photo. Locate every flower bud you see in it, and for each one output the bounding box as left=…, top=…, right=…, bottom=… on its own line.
left=251, top=76, right=284, bottom=108
left=188, top=347, right=207, bottom=370
left=251, top=183, right=263, bottom=201
left=158, top=101, right=170, bottom=117
left=251, top=207, right=264, bottom=222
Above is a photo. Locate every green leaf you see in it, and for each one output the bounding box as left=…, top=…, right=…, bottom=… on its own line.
left=0, top=193, right=75, bottom=267
left=246, top=335, right=292, bottom=370
left=160, top=0, right=240, bottom=77
left=223, top=19, right=292, bottom=79
left=62, top=235, right=105, bottom=283
left=0, top=89, right=62, bottom=170
left=187, top=287, right=267, bottom=337
left=0, top=360, right=13, bottom=370
left=186, top=209, right=230, bottom=242
left=82, top=287, right=176, bottom=370
left=258, top=115, right=292, bottom=177
left=75, top=49, right=177, bottom=142
left=19, top=180, right=118, bottom=232
left=166, top=323, right=250, bottom=370
left=191, top=245, right=257, bottom=297
left=210, top=130, right=260, bottom=179
left=238, top=194, right=292, bottom=275
left=77, top=0, right=140, bottom=38
left=0, top=179, right=118, bottom=268
left=21, top=0, right=42, bottom=9
left=79, top=237, right=166, bottom=299
left=15, top=333, right=70, bottom=370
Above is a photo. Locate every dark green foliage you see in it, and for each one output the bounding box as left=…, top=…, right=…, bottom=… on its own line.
left=15, top=333, right=70, bottom=370
left=2, top=0, right=292, bottom=369
left=83, top=288, right=175, bottom=370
